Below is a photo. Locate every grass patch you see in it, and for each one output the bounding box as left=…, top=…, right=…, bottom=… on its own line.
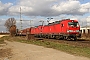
left=18, top=40, right=90, bottom=58
left=0, top=39, right=4, bottom=44
left=0, top=36, right=6, bottom=44
left=1, top=36, right=90, bottom=58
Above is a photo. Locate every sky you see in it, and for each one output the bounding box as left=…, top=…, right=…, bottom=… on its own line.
left=0, top=0, right=90, bottom=32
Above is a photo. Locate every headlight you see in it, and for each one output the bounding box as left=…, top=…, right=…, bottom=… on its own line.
left=67, top=30, right=69, bottom=33
left=67, top=30, right=73, bottom=32
left=69, top=30, right=73, bottom=32
left=67, top=30, right=80, bottom=33
left=76, top=30, right=79, bottom=32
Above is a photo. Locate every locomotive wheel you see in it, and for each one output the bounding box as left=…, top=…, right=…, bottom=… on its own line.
left=45, top=35, right=47, bottom=38
left=47, top=35, right=50, bottom=39
left=45, top=35, right=48, bottom=38
left=55, top=36, right=60, bottom=40
left=73, top=37, right=77, bottom=41
left=68, top=37, right=77, bottom=41
left=65, top=36, right=70, bottom=40
left=64, top=36, right=68, bottom=40
left=60, top=36, right=64, bottom=40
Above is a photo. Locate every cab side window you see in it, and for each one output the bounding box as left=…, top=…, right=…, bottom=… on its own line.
left=61, top=24, right=64, bottom=27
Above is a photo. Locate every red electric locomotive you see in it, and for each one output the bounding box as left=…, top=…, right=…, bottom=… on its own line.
left=53, top=19, right=81, bottom=40
left=31, top=19, right=81, bottom=40
left=15, top=19, right=80, bottom=40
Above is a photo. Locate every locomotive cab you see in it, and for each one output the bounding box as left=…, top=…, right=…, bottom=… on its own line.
left=65, top=20, right=81, bottom=40
left=67, top=20, right=80, bottom=33
left=68, top=21, right=79, bottom=27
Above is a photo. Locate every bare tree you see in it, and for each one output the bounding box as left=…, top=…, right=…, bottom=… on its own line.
left=4, top=18, right=16, bottom=31
left=4, top=18, right=16, bottom=36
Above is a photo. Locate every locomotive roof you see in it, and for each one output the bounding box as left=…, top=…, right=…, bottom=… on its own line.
left=48, top=19, right=69, bottom=25
left=48, top=21, right=60, bottom=25
left=48, top=19, right=78, bottom=25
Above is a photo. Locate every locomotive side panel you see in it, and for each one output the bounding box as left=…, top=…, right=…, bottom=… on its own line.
left=49, top=25, right=55, bottom=34
left=42, top=25, right=49, bottom=34
left=54, top=24, right=61, bottom=34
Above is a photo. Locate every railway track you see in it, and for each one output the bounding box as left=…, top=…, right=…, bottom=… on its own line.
left=21, top=35, right=90, bottom=47
left=35, top=38, right=90, bottom=47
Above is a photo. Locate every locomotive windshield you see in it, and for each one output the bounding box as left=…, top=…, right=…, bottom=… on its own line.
left=68, top=22, right=79, bottom=27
